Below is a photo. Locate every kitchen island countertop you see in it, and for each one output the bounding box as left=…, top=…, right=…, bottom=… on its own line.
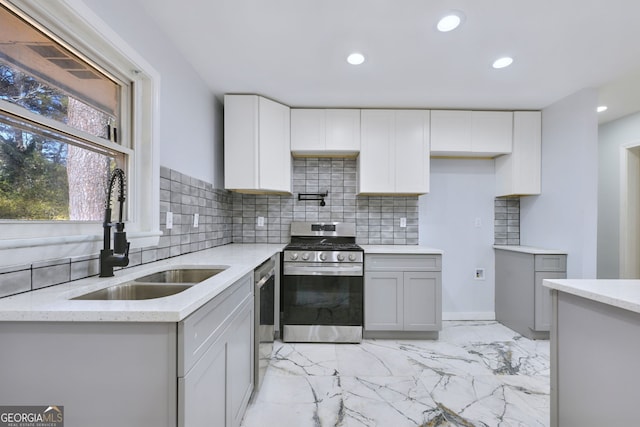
left=0, top=243, right=284, bottom=322
left=543, top=278, right=640, bottom=314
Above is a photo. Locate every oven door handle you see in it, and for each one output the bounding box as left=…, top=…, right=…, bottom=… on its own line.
left=256, top=268, right=276, bottom=289
left=283, top=264, right=363, bottom=276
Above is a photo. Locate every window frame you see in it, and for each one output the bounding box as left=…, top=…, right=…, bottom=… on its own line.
left=0, top=0, right=160, bottom=267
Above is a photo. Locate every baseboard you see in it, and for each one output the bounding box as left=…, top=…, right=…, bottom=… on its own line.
left=443, top=311, right=496, bottom=321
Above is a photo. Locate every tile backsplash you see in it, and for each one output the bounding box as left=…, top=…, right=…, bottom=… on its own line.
left=494, top=197, right=520, bottom=245
left=232, top=158, right=419, bottom=245
left=0, top=161, right=419, bottom=298
left=0, top=167, right=234, bottom=298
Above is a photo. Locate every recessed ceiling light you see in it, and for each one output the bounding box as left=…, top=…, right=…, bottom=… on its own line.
left=492, top=57, right=513, bottom=69
left=347, top=53, right=365, bottom=65
left=437, top=13, right=463, bottom=32
left=597, top=105, right=608, bottom=113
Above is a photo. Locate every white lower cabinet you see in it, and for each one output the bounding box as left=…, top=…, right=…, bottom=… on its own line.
left=495, top=249, right=567, bottom=339
left=0, top=272, right=255, bottom=427
left=179, top=273, right=254, bottom=427
left=180, top=337, right=227, bottom=427
left=227, top=303, right=254, bottom=427
left=364, top=254, right=442, bottom=338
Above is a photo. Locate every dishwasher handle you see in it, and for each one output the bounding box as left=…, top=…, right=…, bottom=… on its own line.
left=256, top=268, right=275, bottom=289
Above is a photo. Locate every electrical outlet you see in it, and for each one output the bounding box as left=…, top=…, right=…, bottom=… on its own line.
left=166, top=211, right=173, bottom=229
left=400, top=217, right=407, bottom=228
left=474, top=268, right=485, bottom=280
left=193, top=213, right=199, bottom=228
left=257, top=216, right=265, bottom=227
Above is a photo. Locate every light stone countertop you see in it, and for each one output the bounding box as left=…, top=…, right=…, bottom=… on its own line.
left=543, top=279, right=640, bottom=314
left=493, top=245, right=568, bottom=255
left=361, top=245, right=444, bottom=255
left=0, top=243, right=284, bottom=322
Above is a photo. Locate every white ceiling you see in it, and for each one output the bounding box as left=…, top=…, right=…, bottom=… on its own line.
left=134, top=0, right=640, bottom=124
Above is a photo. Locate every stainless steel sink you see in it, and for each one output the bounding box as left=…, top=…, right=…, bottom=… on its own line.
left=72, top=268, right=227, bottom=301
left=72, top=283, right=192, bottom=300
left=134, top=268, right=226, bottom=284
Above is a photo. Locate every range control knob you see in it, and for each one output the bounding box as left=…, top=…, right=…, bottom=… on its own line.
left=337, top=254, right=345, bottom=261
left=302, top=253, right=310, bottom=261
left=290, top=253, right=299, bottom=260
left=348, top=253, right=357, bottom=261
left=319, top=253, right=327, bottom=261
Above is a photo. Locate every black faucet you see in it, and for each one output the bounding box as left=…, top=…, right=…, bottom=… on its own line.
left=99, top=168, right=130, bottom=277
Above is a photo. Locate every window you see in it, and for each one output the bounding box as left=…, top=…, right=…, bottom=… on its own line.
left=0, top=0, right=160, bottom=267
left=0, top=3, right=127, bottom=221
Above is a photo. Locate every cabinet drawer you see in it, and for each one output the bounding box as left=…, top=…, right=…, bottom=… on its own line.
left=534, top=255, right=567, bottom=272
left=178, top=273, right=252, bottom=376
left=365, top=254, right=441, bottom=272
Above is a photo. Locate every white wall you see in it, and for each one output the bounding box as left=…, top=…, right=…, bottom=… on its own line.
left=597, top=111, right=640, bottom=278
left=520, top=89, right=599, bottom=279
left=81, top=0, right=222, bottom=186
left=419, top=159, right=496, bottom=320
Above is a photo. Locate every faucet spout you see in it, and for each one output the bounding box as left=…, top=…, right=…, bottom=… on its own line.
left=100, top=168, right=130, bottom=277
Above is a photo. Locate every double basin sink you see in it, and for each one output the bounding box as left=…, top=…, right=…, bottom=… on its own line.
left=72, top=268, right=227, bottom=301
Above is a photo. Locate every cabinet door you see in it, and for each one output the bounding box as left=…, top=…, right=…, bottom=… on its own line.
left=290, top=109, right=325, bottom=153
left=224, top=94, right=259, bottom=190
left=326, top=109, right=360, bottom=153
left=394, top=110, right=430, bottom=194
left=359, top=110, right=395, bottom=193
left=403, top=272, right=441, bottom=331
left=364, top=271, right=403, bottom=330
left=534, top=271, right=564, bottom=332
left=227, top=302, right=254, bottom=427
left=430, top=110, right=472, bottom=154
left=258, top=97, right=291, bottom=192
left=179, top=338, right=227, bottom=427
left=495, top=111, right=541, bottom=196
left=471, top=111, right=513, bottom=155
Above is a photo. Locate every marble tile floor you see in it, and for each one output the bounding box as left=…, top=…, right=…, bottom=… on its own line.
left=241, top=321, right=550, bottom=427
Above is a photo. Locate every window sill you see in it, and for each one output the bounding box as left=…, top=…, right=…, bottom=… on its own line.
left=0, top=232, right=161, bottom=268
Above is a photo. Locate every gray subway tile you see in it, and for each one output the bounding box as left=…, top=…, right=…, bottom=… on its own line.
left=0, top=269, right=31, bottom=298
left=32, top=261, right=70, bottom=290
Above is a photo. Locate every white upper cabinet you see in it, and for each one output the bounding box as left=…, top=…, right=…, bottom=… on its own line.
left=471, top=111, right=513, bottom=154
left=495, top=111, right=541, bottom=196
left=359, top=110, right=430, bottom=195
left=224, top=94, right=291, bottom=194
left=430, top=110, right=472, bottom=152
left=290, top=109, right=360, bottom=156
left=430, top=110, right=513, bottom=157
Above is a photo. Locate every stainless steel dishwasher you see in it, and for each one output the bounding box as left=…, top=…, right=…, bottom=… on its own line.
left=254, top=255, right=276, bottom=393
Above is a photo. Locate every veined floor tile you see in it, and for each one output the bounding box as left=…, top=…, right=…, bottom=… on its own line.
left=241, top=321, right=551, bottom=427
left=270, top=342, right=338, bottom=376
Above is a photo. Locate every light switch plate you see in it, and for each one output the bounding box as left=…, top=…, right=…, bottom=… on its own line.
left=257, top=216, right=265, bottom=227
left=193, top=213, right=199, bottom=228
left=400, top=217, right=407, bottom=228
left=166, top=211, right=173, bottom=229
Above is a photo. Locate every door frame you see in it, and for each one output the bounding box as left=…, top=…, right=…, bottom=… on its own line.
left=620, top=141, right=640, bottom=278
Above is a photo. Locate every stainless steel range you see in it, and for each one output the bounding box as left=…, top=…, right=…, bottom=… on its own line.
left=281, top=222, right=363, bottom=343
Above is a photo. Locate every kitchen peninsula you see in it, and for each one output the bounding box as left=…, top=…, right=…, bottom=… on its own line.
left=544, top=279, right=640, bottom=427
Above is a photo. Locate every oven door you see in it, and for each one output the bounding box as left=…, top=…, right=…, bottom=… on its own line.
left=281, top=263, right=363, bottom=343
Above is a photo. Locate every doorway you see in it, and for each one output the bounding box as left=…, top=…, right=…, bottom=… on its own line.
left=620, top=143, right=640, bottom=278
